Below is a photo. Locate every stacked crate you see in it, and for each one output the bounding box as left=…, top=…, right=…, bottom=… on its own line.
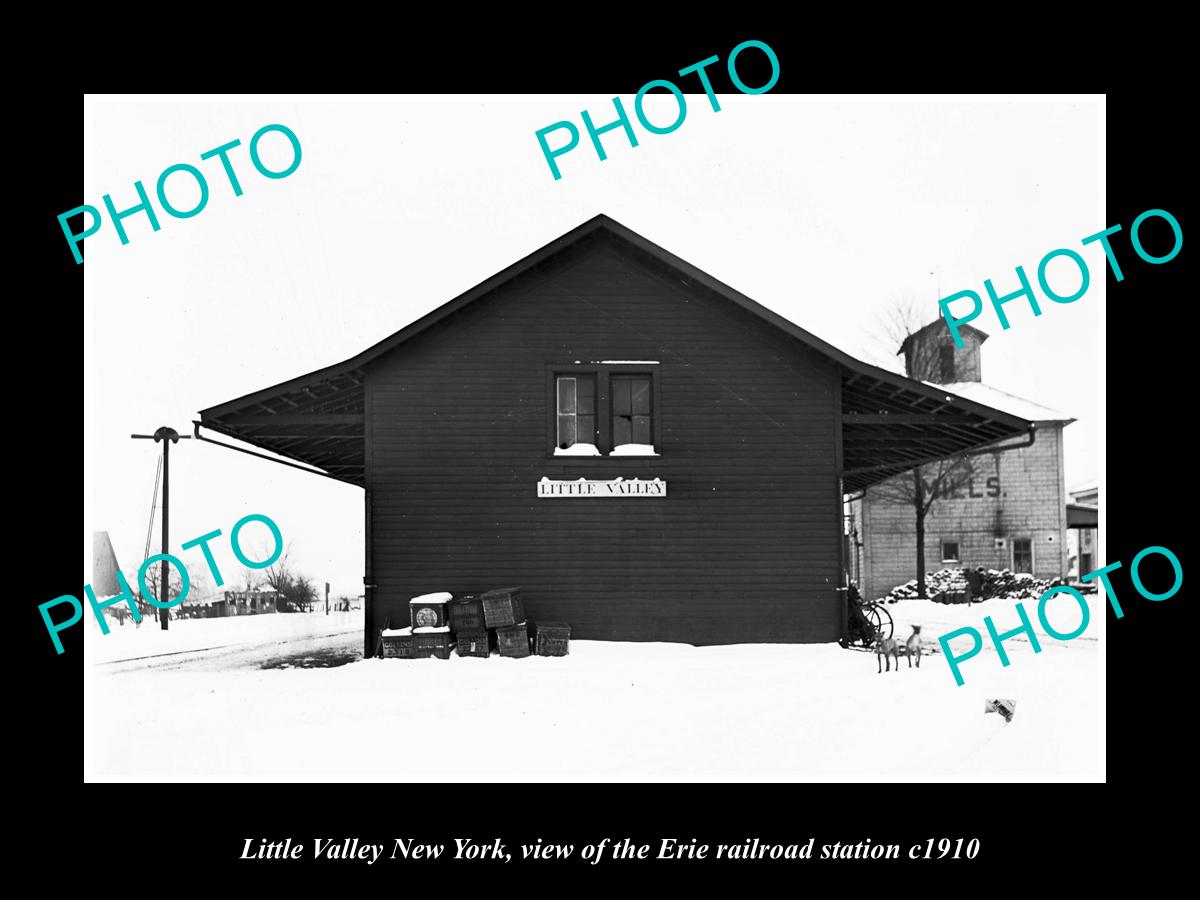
left=410, top=592, right=451, bottom=628
left=448, top=594, right=490, bottom=658
left=482, top=587, right=530, bottom=658
left=382, top=587, right=571, bottom=661
left=380, top=626, right=417, bottom=659
left=387, top=593, right=455, bottom=659
left=532, top=621, right=571, bottom=657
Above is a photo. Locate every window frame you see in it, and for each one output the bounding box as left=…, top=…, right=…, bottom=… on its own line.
left=609, top=372, right=655, bottom=449
left=940, top=540, right=960, bottom=564
left=938, top=343, right=955, bottom=381
left=554, top=373, right=599, bottom=451
left=1012, top=537, right=1034, bottom=573
left=545, top=363, right=662, bottom=458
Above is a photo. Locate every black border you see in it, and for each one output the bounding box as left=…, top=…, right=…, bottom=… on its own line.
left=27, top=21, right=1193, bottom=888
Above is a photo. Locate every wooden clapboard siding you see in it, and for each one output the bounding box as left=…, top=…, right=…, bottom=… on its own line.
left=364, top=230, right=841, bottom=648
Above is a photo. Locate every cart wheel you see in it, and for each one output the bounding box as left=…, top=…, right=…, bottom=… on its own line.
left=858, top=618, right=876, bottom=649
left=866, top=606, right=894, bottom=642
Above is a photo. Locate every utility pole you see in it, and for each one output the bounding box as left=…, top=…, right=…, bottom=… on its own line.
left=131, top=426, right=190, bottom=630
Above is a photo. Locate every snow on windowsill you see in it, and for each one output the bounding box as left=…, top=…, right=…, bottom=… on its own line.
left=609, top=444, right=658, bottom=457
left=381, top=627, right=413, bottom=637
left=554, top=443, right=601, bottom=456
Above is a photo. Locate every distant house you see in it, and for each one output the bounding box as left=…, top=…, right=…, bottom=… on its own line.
left=851, top=320, right=1075, bottom=599
left=209, top=589, right=280, bottom=617
left=1066, top=482, right=1099, bottom=580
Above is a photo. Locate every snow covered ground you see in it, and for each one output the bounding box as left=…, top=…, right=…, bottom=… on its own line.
left=86, top=610, right=361, bottom=664
left=84, top=596, right=1102, bottom=781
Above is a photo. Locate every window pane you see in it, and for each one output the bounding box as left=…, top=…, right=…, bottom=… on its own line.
left=577, top=415, right=595, bottom=443
left=557, top=377, right=576, bottom=414
left=631, top=377, right=651, bottom=415
left=577, top=375, right=595, bottom=414
left=632, top=415, right=651, bottom=445
left=613, top=415, right=632, bottom=447
left=1014, top=539, right=1032, bottom=571
left=612, top=377, right=631, bottom=416
left=557, top=414, right=576, bottom=447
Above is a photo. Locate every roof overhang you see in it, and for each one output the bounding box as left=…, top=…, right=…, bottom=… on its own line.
left=1067, top=503, right=1099, bottom=529
left=198, top=367, right=366, bottom=486
left=839, top=368, right=1032, bottom=493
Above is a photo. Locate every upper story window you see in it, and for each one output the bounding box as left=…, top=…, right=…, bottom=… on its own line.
left=939, top=343, right=955, bottom=381
left=611, top=374, right=653, bottom=453
left=556, top=375, right=598, bottom=454
left=549, top=364, right=660, bottom=456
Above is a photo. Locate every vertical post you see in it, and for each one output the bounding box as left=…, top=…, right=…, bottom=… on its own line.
left=364, top=488, right=374, bottom=658
left=131, top=425, right=188, bottom=628
left=325, top=581, right=330, bottom=616
left=161, top=437, right=170, bottom=630
left=832, top=372, right=847, bottom=643
left=915, top=468, right=927, bottom=600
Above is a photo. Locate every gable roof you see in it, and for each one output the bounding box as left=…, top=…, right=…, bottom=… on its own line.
left=198, top=214, right=1034, bottom=491
left=898, top=319, right=990, bottom=357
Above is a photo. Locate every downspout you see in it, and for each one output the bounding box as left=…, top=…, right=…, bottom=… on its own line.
left=833, top=372, right=848, bottom=643
left=364, top=488, right=375, bottom=658
left=841, top=426, right=1037, bottom=481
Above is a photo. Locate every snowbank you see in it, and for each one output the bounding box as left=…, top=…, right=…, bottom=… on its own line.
left=877, top=567, right=1067, bottom=604
left=86, top=596, right=1100, bottom=780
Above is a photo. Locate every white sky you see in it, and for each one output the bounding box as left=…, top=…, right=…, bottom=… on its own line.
left=83, top=95, right=1102, bottom=598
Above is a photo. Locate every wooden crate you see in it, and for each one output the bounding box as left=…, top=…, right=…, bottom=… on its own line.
left=533, top=621, right=571, bottom=657
left=380, top=627, right=417, bottom=659
left=495, top=621, right=530, bottom=658
left=481, top=587, right=525, bottom=628
left=455, top=629, right=491, bottom=658
left=413, top=627, right=454, bottom=659
left=448, top=595, right=486, bottom=632
left=409, top=592, right=451, bottom=629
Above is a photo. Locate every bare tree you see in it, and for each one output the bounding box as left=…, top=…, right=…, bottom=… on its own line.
left=260, top=543, right=294, bottom=602
left=867, top=295, right=975, bottom=599
left=132, top=563, right=184, bottom=621
left=291, top=574, right=318, bottom=612
left=238, top=568, right=261, bottom=592
left=258, top=543, right=319, bottom=612
left=869, top=455, right=977, bottom=599
left=871, top=294, right=945, bottom=382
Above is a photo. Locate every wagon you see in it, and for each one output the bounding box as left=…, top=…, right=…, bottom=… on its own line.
left=839, top=586, right=893, bottom=649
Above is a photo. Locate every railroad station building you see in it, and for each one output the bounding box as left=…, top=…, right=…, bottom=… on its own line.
left=199, top=216, right=1033, bottom=652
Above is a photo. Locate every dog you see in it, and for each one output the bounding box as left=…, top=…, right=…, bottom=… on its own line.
left=906, top=625, right=922, bottom=668
left=876, top=633, right=900, bottom=673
